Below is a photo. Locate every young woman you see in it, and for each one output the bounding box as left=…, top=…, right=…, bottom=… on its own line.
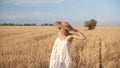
left=49, top=21, right=87, bottom=68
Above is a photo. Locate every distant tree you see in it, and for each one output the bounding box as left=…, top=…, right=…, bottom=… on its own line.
left=0, top=23, right=37, bottom=26
left=49, top=24, right=53, bottom=26
left=41, top=23, right=53, bottom=26
left=32, top=23, right=36, bottom=26
left=2, top=23, right=8, bottom=26
left=44, top=23, right=48, bottom=26
left=84, top=19, right=97, bottom=30
left=17, top=23, right=22, bottom=26
left=24, top=24, right=31, bottom=26
left=9, top=23, right=15, bottom=26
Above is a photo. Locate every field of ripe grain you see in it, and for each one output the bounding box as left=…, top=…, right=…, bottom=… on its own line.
left=0, top=26, right=120, bottom=68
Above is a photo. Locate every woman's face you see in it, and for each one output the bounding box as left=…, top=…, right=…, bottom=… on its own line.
left=60, top=28, right=68, bottom=35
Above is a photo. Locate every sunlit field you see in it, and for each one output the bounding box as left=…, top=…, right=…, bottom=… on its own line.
left=0, top=26, right=120, bottom=68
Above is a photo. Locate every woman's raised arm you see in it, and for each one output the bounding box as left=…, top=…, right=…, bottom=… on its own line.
left=69, top=30, right=87, bottom=40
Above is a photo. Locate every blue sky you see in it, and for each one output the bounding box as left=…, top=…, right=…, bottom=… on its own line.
left=0, top=0, right=120, bottom=26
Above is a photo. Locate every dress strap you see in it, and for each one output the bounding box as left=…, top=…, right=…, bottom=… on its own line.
left=58, top=31, right=61, bottom=35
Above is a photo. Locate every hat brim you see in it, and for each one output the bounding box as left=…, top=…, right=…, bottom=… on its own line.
left=55, top=21, right=74, bottom=31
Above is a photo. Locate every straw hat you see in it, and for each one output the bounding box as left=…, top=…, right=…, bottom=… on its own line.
left=55, top=21, right=74, bottom=31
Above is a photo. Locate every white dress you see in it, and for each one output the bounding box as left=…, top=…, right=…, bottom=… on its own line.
left=49, top=33, right=72, bottom=68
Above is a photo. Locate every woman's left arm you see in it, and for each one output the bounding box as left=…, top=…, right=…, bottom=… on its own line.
left=69, top=30, right=87, bottom=40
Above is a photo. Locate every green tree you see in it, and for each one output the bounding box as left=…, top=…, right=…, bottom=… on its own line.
left=84, top=19, right=97, bottom=30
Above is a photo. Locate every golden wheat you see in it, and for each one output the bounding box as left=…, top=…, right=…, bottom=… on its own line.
left=0, top=26, right=120, bottom=68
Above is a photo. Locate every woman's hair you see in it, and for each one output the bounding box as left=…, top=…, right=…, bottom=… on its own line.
left=55, top=21, right=75, bottom=31
left=55, top=21, right=78, bottom=36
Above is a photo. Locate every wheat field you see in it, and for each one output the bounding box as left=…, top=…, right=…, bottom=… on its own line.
left=0, top=26, right=120, bottom=68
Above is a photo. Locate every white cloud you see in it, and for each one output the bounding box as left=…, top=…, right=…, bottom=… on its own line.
left=3, top=0, right=64, bottom=6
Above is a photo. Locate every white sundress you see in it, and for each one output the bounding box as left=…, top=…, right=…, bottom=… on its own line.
left=49, top=34, right=72, bottom=68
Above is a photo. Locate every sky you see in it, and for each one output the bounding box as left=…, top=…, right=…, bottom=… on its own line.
left=0, top=0, right=120, bottom=26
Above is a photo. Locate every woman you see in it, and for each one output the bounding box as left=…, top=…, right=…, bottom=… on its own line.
left=49, top=21, right=86, bottom=68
